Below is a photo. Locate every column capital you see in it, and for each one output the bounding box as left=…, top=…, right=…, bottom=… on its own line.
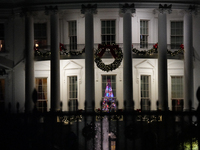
left=158, top=4, right=172, bottom=14
left=120, top=3, right=135, bottom=14
left=185, top=5, right=198, bottom=15
left=45, top=6, right=58, bottom=15
left=81, top=4, right=97, bottom=14
left=20, top=7, right=33, bottom=17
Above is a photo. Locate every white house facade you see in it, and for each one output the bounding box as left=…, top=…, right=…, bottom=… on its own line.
left=0, top=0, right=200, bottom=113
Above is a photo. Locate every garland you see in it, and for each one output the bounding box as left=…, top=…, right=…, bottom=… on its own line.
left=94, top=44, right=123, bottom=72
left=132, top=43, right=158, bottom=55
left=34, top=43, right=85, bottom=57
left=167, top=44, right=184, bottom=56
left=132, top=43, right=184, bottom=56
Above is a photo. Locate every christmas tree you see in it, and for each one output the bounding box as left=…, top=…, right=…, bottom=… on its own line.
left=102, top=79, right=116, bottom=112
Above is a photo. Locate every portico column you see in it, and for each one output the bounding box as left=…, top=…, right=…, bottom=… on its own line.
left=121, top=4, right=135, bottom=110
left=184, top=7, right=194, bottom=111
left=25, top=13, right=34, bottom=113
left=158, top=5, right=171, bottom=111
left=81, top=4, right=97, bottom=112
left=46, top=6, right=60, bottom=112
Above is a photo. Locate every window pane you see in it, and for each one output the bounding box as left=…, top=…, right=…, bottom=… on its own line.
left=171, top=76, right=183, bottom=99
left=101, top=20, right=115, bottom=44
left=171, top=29, right=176, bottom=35
left=69, top=21, right=77, bottom=50
left=170, top=21, right=183, bottom=49
left=141, top=75, right=150, bottom=111
left=140, top=20, right=148, bottom=48
left=35, top=78, right=47, bottom=112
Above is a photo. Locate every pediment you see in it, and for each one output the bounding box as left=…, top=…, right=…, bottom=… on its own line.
left=63, top=61, right=83, bottom=70
left=134, top=60, right=154, bottom=69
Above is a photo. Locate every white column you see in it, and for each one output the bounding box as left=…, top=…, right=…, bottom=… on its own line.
left=122, top=5, right=134, bottom=111
left=81, top=5, right=97, bottom=112
left=184, top=12, right=193, bottom=111
left=47, top=7, right=60, bottom=112
left=158, top=6, right=170, bottom=111
left=25, top=14, right=34, bottom=113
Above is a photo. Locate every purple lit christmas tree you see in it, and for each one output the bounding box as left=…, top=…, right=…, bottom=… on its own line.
left=102, top=79, right=116, bottom=112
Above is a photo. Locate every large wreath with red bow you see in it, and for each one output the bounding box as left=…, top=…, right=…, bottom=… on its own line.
left=94, top=44, right=123, bottom=72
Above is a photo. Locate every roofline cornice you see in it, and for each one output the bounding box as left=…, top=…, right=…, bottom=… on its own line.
left=0, top=2, right=199, bottom=17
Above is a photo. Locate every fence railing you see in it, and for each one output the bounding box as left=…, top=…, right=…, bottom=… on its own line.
left=1, top=99, right=200, bottom=150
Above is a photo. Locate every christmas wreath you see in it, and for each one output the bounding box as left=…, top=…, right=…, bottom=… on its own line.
left=94, top=44, right=123, bottom=72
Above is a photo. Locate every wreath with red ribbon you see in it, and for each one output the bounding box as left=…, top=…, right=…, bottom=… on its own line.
left=94, top=44, right=123, bottom=72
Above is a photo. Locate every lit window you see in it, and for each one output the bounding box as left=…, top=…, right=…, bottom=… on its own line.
left=68, top=76, right=78, bottom=111
left=171, top=21, right=183, bottom=49
left=68, top=21, right=77, bottom=50
left=141, top=75, right=150, bottom=111
left=35, top=78, right=47, bottom=112
left=102, top=75, right=116, bottom=112
left=0, top=24, right=5, bottom=52
left=34, top=23, right=47, bottom=50
left=101, top=20, right=115, bottom=45
left=171, top=76, right=183, bottom=111
left=140, top=20, right=149, bottom=49
left=0, top=79, right=5, bottom=112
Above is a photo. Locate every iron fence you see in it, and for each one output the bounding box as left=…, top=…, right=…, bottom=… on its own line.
left=0, top=99, right=200, bottom=150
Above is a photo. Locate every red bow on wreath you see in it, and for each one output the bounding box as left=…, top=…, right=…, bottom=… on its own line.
left=97, top=44, right=119, bottom=59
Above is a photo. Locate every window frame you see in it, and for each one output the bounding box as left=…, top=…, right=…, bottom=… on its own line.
left=170, top=21, right=183, bottom=50
left=68, top=21, right=77, bottom=50
left=34, top=23, right=47, bottom=50
left=140, top=20, right=149, bottom=49
left=68, top=76, right=78, bottom=111
left=101, top=20, right=116, bottom=45
left=101, top=75, right=116, bottom=101
left=35, top=78, right=48, bottom=113
left=140, top=75, right=151, bottom=111
left=171, top=76, right=184, bottom=111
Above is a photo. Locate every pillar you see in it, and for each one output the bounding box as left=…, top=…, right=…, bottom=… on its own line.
left=81, top=4, right=97, bottom=112
left=158, top=5, right=171, bottom=111
left=46, top=6, right=60, bottom=112
left=25, top=13, right=34, bottom=113
left=184, top=9, right=193, bottom=111
left=121, top=4, right=135, bottom=111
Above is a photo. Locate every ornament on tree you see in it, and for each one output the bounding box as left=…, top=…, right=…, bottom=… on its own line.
left=102, top=79, right=116, bottom=112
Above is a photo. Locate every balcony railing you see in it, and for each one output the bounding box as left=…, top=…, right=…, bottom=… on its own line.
left=34, top=43, right=184, bottom=60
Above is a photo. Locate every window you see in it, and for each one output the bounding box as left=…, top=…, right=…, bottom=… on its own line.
left=34, top=23, right=47, bottom=50
left=35, top=78, right=47, bottom=112
left=141, top=75, right=150, bottom=111
left=171, top=21, right=183, bottom=49
left=102, top=75, right=116, bottom=111
left=171, top=76, right=183, bottom=111
left=68, top=76, right=78, bottom=111
left=68, top=21, right=77, bottom=50
left=101, top=20, right=115, bottom=45
left=140, top=20, right=148, bottom=49
left=0, top=24, right=5, bottom=52
left=0, top=79, right=5, bottom=112
left=102, top=75, right=116, bottom=99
